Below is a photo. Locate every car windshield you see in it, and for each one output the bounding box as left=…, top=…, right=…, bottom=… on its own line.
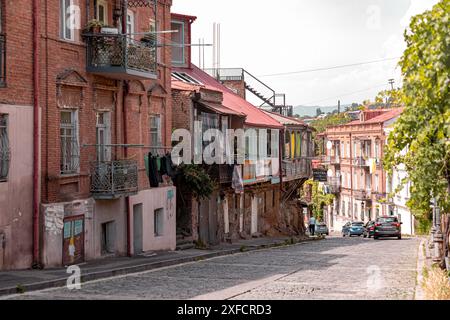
left=377, top=217, right=398, bottom=223
left=352, top=223, right=364, bottom=226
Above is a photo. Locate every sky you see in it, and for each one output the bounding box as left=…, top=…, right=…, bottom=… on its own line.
left=172, top=0, right=439, bottom=108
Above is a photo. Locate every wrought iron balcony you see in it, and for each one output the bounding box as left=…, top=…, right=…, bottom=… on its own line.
left=90, top=160, right=138, bottom=199
left=327, top=177, right=341, bottom=194
left=353, top=156, right=369, bottom=167
left=354, top=189, right=372, bottom=201
left=85, top=33, right=157, bottom=80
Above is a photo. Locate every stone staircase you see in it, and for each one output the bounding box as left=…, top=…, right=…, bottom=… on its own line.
left=176, top=234, right=195, bottom=251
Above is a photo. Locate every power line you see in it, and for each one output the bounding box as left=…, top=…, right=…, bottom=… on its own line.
left=259, top=57, right=401, bottom=78
left=297, top=83, right=388, bottom=107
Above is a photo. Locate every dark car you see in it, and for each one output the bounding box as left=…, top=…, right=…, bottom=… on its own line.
left=342, top=221, right=365, bottom=237
left=374, top=216, right=402, bottom=240
left=363, top=221, right=375, bottom=238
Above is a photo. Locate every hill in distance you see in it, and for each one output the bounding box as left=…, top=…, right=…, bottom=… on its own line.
left=294, top=104, right=351, bottom=117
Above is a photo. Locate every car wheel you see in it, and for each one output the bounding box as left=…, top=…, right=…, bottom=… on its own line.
left=374, top=236, right=378, bottom=240
left=398, top=235, right=402, bottom=240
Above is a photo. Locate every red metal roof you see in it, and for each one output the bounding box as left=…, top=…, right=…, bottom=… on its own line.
left=173, top=65, right=283, bottom=129
left=343, top=108, right=404, bottom=126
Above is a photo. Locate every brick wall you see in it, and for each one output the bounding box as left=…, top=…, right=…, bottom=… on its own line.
left=39, top=0, right=173, bottom=203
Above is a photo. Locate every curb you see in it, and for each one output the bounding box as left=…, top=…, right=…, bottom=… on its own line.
left=0, top=236, right=321, bottom=297
left=415, top=238, right=426, bottom=300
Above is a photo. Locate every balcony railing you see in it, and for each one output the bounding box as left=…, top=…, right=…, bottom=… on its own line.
left=91, top=160, right=139, bottom=199
left=282, top=158, right=311, bottom=181
left=353, top=156, right=369, bottom=167
left=0, top=34, right=5, bottom=86
left=206, top=164, right=234, bottom=184
left=85, top=33, right=157, bottom=80
left=327, top=177, right=341, bottom=194
left=354, top=189, right=371, bottom=200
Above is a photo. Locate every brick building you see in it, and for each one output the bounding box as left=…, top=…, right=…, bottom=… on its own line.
left=1, top=0, right=176, bottom=270
left=320, top=108, right=405, bottom=232
left=170, top=13, right=314, bottom=246
left=0, top=0, right=35, bottom=270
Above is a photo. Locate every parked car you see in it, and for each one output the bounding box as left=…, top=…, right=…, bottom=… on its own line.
left=342, top=222, right=365, bottom=237
left=363, top=221, right=375, bottom=238
left=315, top=223, right=329, bottom=236
left=374, top=216, right=402, bottom=240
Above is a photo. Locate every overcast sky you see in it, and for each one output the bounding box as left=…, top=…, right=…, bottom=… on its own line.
left=172, top=0, right=439, bottom=108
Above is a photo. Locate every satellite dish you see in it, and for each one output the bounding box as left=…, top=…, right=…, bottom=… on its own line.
left=326, top=141, right=333, bottom=150
left=327, top=169, right=333, bottom=178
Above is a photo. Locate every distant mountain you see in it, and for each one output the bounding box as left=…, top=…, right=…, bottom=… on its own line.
left=294, top=104, right=351, bottom=117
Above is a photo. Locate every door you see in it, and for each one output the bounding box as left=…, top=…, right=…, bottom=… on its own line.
left=251, top=196, right=258, bottom=235
left=208, top=194, right=219, bottom=245
left=63, top=215, right=85, bottom=266
left=133, top=204, right=143, bottom=255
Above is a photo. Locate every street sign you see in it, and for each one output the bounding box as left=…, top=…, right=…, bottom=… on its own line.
left=313, top=169, right=328, bottom=182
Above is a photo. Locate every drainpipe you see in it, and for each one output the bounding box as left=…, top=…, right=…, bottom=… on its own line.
left=123, top=80, right=132, bottom=257
left=32, top=0, right=41, bottom=269
left=121, top=2, right=132, bottom=257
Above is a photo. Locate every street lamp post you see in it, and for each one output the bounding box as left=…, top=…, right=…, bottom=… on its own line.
left=431, top=197, right=444, bottom=264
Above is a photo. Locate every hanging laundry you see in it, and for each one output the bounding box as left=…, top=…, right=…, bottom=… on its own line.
left=148, top=153, right=159, bottom=188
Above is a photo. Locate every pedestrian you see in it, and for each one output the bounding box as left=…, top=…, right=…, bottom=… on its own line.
left=309, top=216, right=316, bottom=236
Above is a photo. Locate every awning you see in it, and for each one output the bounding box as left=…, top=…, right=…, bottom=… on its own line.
left=197, top=100, right=246, bottom=117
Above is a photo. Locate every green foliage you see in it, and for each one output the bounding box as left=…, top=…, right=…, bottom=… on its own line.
left=311, top=113, right=352, bottom=155
left=375, top=89, right=404, bottom=108
left=305, top=180, right=335, bottom=221
left=384, top=0, right=450, bottom=221
left=177, top=165, right=216, bottom=200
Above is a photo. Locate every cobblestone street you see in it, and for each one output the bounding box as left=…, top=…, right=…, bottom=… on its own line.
left=3, top=236, right=421, bottom=300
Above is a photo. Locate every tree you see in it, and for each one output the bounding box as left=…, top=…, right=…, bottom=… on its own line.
left=374, top=89, right=403, bottom=108
left=304, top=180, right=335, bottom=222
left=384, top=0, right=450, bottom=227
left=316, top=108, right=323, bottom=117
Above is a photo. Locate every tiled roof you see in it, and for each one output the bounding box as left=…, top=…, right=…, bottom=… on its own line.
left=172, top=65, right=283, bottom=129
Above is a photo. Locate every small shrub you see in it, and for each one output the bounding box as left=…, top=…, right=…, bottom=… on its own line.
left=422, top=265, right=450, bottom=300
left=240, top=246, right=247, bottom=252
left=16, top=284, right=25, bottom=294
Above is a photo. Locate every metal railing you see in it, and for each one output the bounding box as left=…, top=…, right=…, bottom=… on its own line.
left=282, top=158, right=311, bottom=180
left=90, top=160, right=139, bottom=199
left=0, top=34, right=5, bottom=86
left=354, top=189, right=372, bottom=200
left=353, top=156, right=369, bottom=167
left=85, top=33, right=157, bottom=78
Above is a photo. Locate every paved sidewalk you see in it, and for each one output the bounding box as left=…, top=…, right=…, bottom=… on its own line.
left=0, top=235, right=319, bottom=296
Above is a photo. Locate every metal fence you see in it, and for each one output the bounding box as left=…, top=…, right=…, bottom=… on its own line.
left=85, top=34, right=156, bottom=75
left=90, top=160, right=139, bottom=198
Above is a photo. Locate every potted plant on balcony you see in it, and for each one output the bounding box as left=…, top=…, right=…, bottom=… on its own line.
left=84, top=19, right=104, bottom=33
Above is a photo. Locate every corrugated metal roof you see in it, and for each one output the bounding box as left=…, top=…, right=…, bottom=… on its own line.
left=262, top=110, right=306, bottom=126
left=173, top=65, right=283, bottom=129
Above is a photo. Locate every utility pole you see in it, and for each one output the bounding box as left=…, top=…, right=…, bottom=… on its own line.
left=388, top=79, right=395, bottom=91
left=338, top=100, right=341, bottom=114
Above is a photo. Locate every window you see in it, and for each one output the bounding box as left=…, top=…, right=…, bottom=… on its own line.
left=126, top=9, right=135, bottom=39
left=171, top=21, right=185, bottom=64
left=96, top=112, right=111, bottom=162
left=375, top=141, right=380, bottom=159
left=0, top=1, right=5, bottom=86
left=60, top=0, right=74, bottom=40
left=150, top=114, right=162, bottom=153
left=375, top=174, right=379, bottom=192
left=171, top=72, right=202, bottom=85
left=0, top=114, right=9, bottom=181
left=60, top=111, right=79, bottom=174
left=96, top=0, right=108, bottom=25
left=154, top=208, right=164, bottom=237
